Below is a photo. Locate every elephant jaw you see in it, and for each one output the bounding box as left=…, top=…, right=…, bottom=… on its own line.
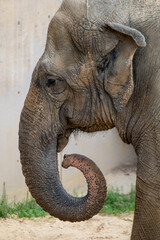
left=57, top=128, right=74, bottom=152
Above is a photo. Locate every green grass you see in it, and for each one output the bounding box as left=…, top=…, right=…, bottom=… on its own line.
left=100, top=187, right=135, bottom=215
left=0, top=183, right=48, bottom=219
left=0, top=183, right=135, bottom=219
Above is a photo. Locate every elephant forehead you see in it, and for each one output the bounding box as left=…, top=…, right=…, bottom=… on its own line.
left=71, top=19, right=103, bottom=55
left=45, top=17, right=98, bottom=68
left=46, top=3, right=119, bottom=58
left=48, top=13, right=99, bottom=55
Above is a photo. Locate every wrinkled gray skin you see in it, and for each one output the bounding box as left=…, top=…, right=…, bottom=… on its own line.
left=19, top=0, right=160, bottom=239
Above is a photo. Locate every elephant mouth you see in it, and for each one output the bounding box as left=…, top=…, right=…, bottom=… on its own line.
left=57, top=118, right=110, bottom=153
left=57, top=128, right=74, bottom=152
left=79, top=123, right=110, bottom=133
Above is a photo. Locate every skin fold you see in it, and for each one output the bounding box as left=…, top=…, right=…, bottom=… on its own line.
left=19, top=0, right=160, bottom=239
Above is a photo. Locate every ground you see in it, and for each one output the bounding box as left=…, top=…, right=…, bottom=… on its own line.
left=0, top=213, right=133, bottom=240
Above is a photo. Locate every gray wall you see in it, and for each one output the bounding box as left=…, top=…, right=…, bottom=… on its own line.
left=0, top=0, right=137, bottom=200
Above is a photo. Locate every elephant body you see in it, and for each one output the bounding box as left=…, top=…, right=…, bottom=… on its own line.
left=19, top=1, right=160, bottom=239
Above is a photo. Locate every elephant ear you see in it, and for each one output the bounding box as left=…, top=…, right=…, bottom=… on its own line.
left=104, top=22, right=146, bottom=112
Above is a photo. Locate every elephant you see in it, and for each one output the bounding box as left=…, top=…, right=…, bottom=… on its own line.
left=19, top=0, right=160, bottom=239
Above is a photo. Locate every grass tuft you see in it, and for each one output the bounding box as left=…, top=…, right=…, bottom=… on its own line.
left=0, top=182, right=8, bottom=218
left=0, top=183, right=48, bottom=219
left=100, top=186, right=135, bottom=215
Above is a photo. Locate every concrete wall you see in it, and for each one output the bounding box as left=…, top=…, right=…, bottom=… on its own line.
left=0, top=0, right=137, bottom=200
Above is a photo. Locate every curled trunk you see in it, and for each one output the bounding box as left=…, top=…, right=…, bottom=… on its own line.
left=62, top=154, right=107, bottom=220
left=19, top=127, right=106, bottom=222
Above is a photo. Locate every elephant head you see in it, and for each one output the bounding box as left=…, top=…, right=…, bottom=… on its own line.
left=19, top=0, right=146, bottom=221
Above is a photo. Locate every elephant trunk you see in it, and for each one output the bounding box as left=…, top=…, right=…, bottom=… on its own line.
left=19, top=111, right=107, bottom=222
left=62, top=154, right=107, bottom=220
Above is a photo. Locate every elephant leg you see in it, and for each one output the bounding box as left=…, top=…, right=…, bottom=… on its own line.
left=131, top=172, right=160, bottom=239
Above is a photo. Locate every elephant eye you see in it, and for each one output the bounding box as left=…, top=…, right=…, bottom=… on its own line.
left=47, top=79, right=56, bottom=87
left=47, top=76, right=56, bottom=87
left=46, top=75, right=67, bottom=94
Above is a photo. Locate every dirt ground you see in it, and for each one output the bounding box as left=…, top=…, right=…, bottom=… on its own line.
left=0, top=214, right=133, bottom=240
